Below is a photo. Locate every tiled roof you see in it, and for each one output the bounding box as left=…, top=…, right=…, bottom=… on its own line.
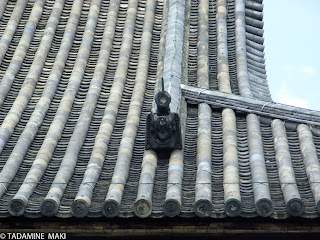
left=0, top=0, right=320, bottom=220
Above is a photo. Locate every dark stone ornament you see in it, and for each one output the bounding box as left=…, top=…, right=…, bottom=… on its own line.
left=145, top=78, right=182, bottom=152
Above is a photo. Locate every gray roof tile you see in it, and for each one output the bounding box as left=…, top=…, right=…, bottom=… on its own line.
left=0, top=0, right=320, bottom=220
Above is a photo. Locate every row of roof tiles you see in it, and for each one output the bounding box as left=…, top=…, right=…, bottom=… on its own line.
left=0, top=0, right=320, bottom=220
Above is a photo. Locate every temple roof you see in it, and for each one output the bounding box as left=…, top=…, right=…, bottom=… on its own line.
left=1, top=0, right=320, bottom=220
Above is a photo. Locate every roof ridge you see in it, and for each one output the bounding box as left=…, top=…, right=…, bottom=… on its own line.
left=181, top=84, right=320, bottom=127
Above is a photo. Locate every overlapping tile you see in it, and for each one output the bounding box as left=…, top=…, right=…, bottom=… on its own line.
left=0, top=0, right=320, bottom=220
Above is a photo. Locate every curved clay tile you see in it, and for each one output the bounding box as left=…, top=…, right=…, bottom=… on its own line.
left=0, top=0, right=8, bottom=20
left=272, top=119, right=304, bottom=216
left=68, top=0, right=121, bottom=218
left=235, top=0, right=253, bottom=98
left=164, top=149, right=183, bottom=217
left=298, top=124, right=320, bottom=214
left=0, top=0, right=28, bottom=66
left=0, top=0, right=64, bottom=204
left=194, top=0, right=212, bottom=218
left=0, top=0, right=44, bottom=107
left=39, top=0, right=103, bottom=217
left=247, top=113, right=273, bottom=217
left=133, top=150, right=157, bottom=218
left=1, top=0, right=320, bottom=220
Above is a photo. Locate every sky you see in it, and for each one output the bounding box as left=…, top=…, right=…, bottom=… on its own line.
left=263, top=0, right=320, bottom=111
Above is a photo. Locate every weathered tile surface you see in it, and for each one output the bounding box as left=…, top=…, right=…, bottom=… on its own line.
left=0, top=0, right=320, bottom=219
